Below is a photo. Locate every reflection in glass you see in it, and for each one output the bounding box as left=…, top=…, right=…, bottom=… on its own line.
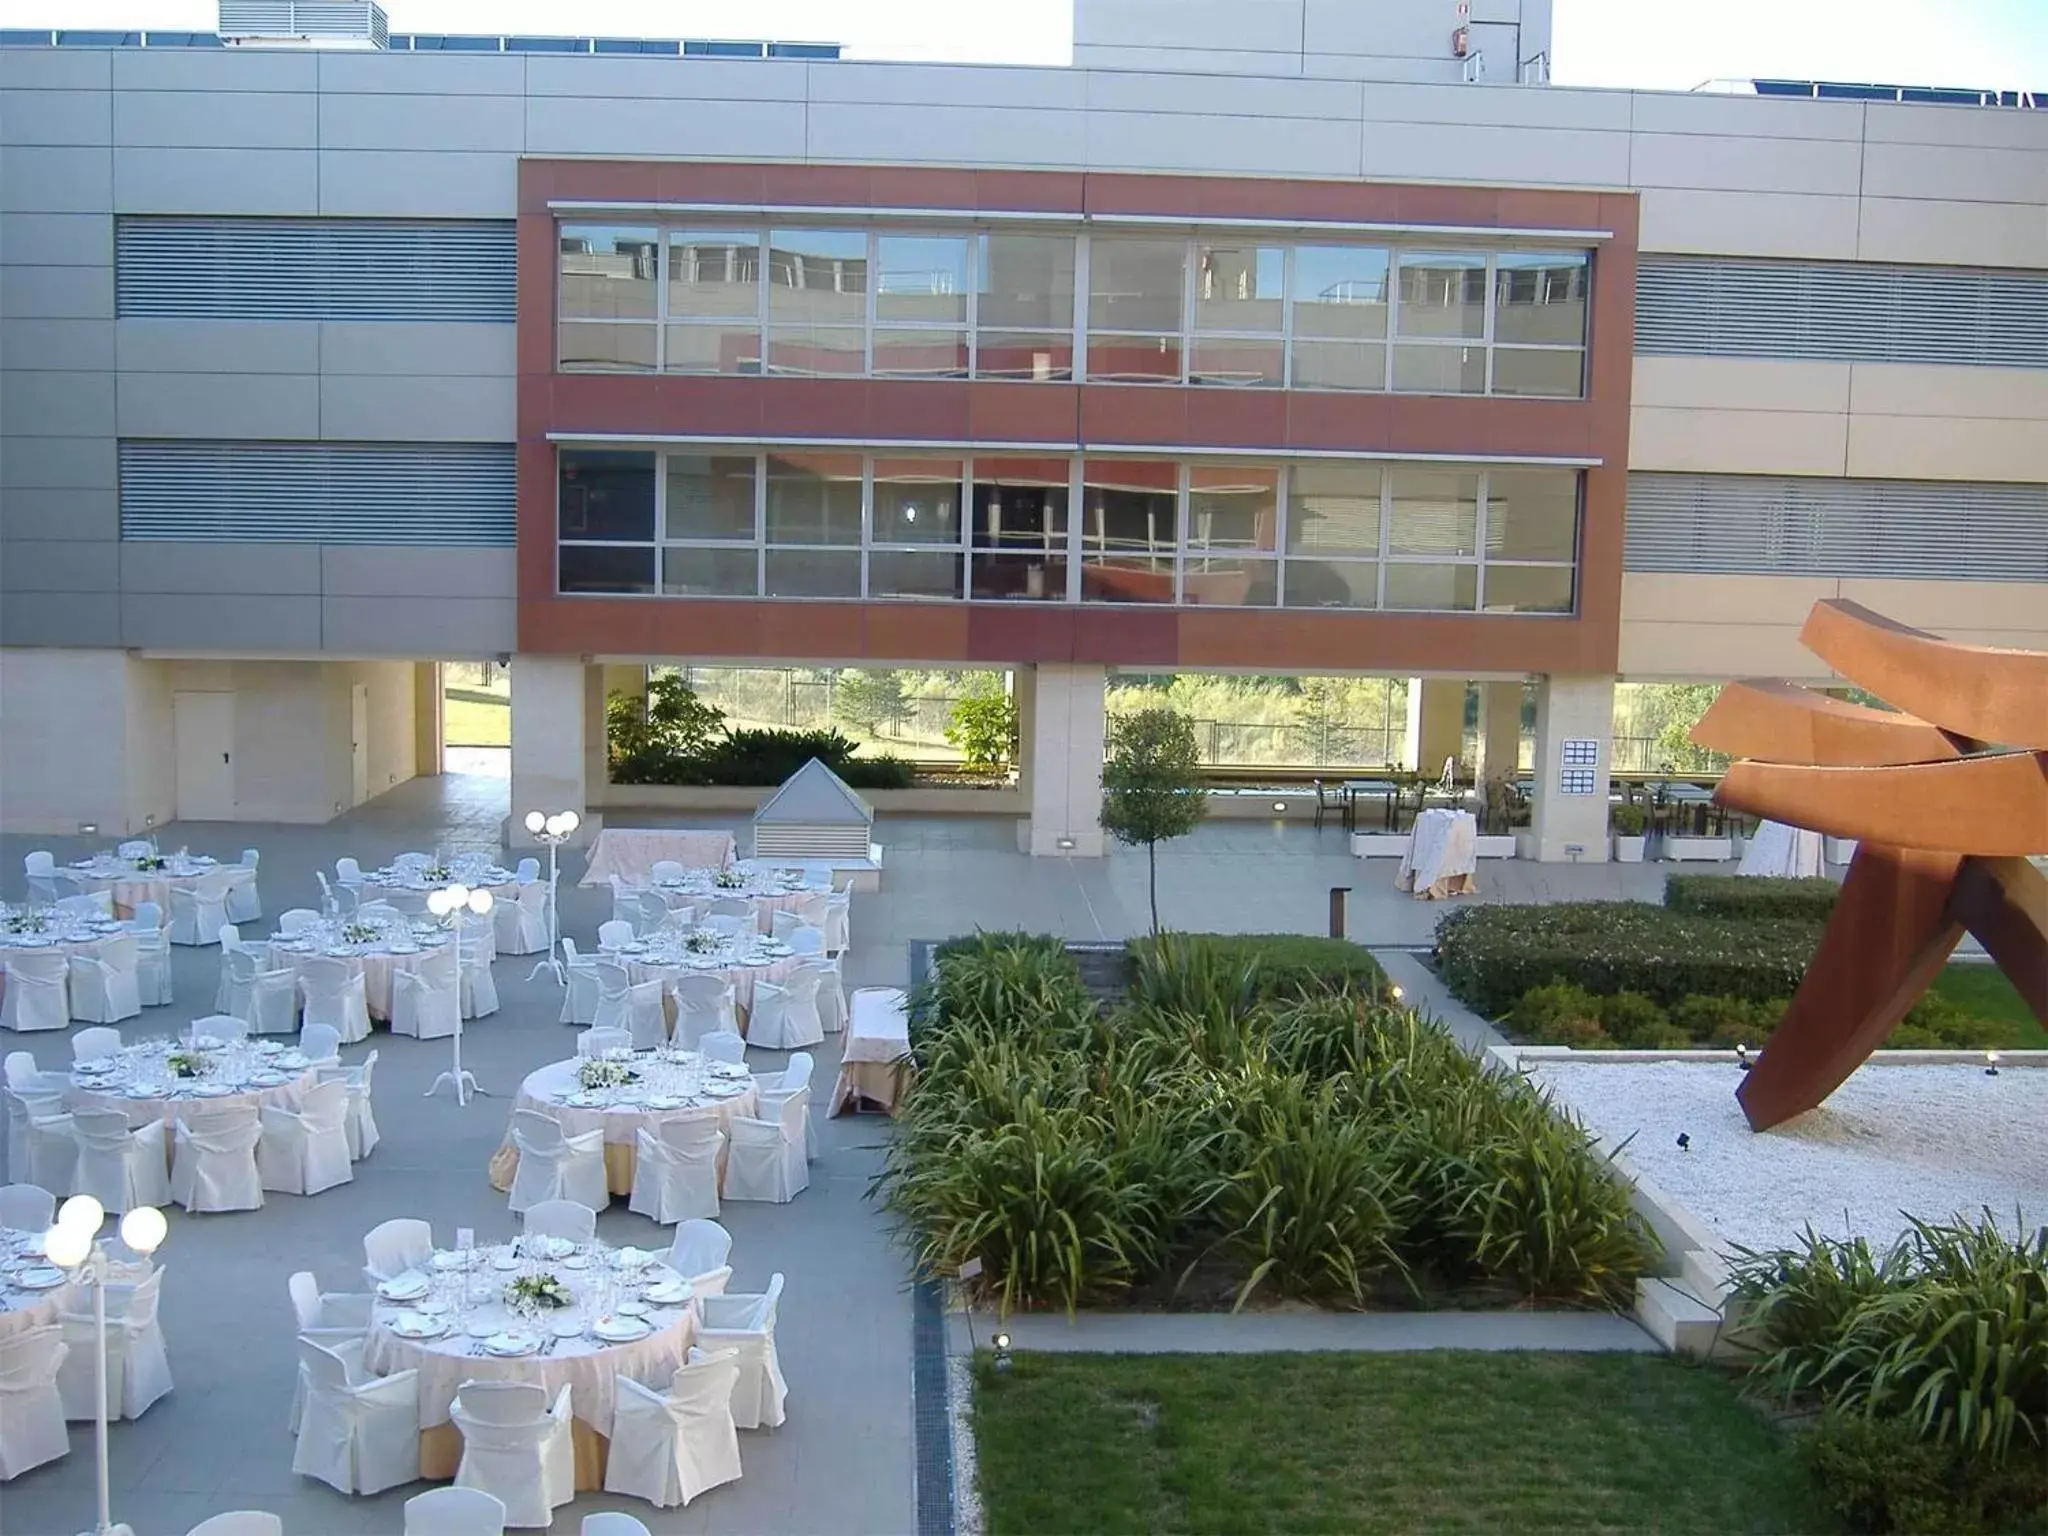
left=664, top=454, right=756, bottom=542
left=1194, top=244, right=1283, bottom=333
left=1088, top=239, right=1184, bottom=335
left=1280, top=559, right=1378, bottom=609
left=1086, top=333, right=1182, bottom=384
left=972, top=458, right=1070, bottom=577
left=1486, top=470, right=1579, bottom=562
left=978, top=234, right=1076, bottom=331
left=873, top=329, right=968, bottom=378
left=1384, top=562, right=1478, bottom=610
left=1287, top=463, right=1381, bottom=555
left=872, top=458, right=964, bottom=545
left=660, top=546, right=758, bottom=597
left=1391, top=343, right=1486, bottom=394
left=763, top=325, right=864, bottom=376
left=764, top=547, right=860, bottom=598
left=663, top=323, right=761, bottom=375
left=1186, top=465, right=1278, bottom=551
left=1396, top=252, right=1487, bottom=339
left=1482, top=563, right=1574, bottom=614
left=973, top=332, right=1072, bottom=381
left=869, top=549, right=962, bottom=600
left=1079, top=557, right=1174, bottom=604
left=1290, top=339, right=1385, bottom=391
left=1491, top=347, right=1583, bottom=398
left=558, top=451, right=655, bottom=541
left=1493, top=252, right=1587, bottom=346
left=1080, top=460, right=1177, bottom=554
left=1182, top=556, right=1277, bottom=607
left=559, top=322, right=655, bottom=372
left=559, top=225, right=658, bottom=319
left=666, top=232, right=761, bottom=319
left=970, top=551, right=1068, bottom=601
left=766, top=230, right=867, bottom=325
left=764, top=454, right=861, bottom=546
left=559, top=544, right=654, bottom=594
left=875, top=235, right=970, bottom=325
left=1388, top=469, right=1478, bottom=556
left=1189, top=336, right=1283, bottom=387
left=1293, top=246, right=1390, bottom=338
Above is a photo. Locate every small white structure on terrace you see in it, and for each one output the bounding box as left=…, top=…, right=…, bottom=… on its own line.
left=751, top=759, right=883, bottom=889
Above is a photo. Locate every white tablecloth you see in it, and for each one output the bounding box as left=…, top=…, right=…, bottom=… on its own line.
left=1396, top=808, right=1479, bottom=900
left=1737, top=819, right=1827, bottom=879
left=488, top=1057, right=759, bottom=1195
left=620, top=950, right=799, bottom=1021
left=265, top=936, right=453, bottom=1021
left=832, top=987, right=915, bottom=1117
left=0, top=925, right=117, bottom=1009
left=0, top=1228, right=81, bottom=1341
left=579, top=829, right=736, bottom=888
left=62, top=856, right=221, bottom=919
left=630, top=878, right=812, bottom=935
left=67, top=1060, right=317, bottom=1138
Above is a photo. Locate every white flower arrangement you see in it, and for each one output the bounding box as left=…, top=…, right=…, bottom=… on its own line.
left=341, top=922, right=378, bottom=944
left=713, top=868, right=747, bottom=890
left=684, top=929, right=724, bottom=954
left=577, top=1058, right=637, bottom=1091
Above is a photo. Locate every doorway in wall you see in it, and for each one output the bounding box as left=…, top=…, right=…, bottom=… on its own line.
left=350, top=683, right=370, bottom=806
left=172, top=690, right=235, bottom=821
left=442, top=660, right=510, bottom=778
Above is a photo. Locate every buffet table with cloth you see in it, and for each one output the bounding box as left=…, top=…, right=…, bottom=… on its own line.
left=363, top=1238, right=699, bottom=1490
left=611, top=932, right=801, bottom=1025
left=579, top=828, right=735, bottom=887
left=265, top=923, right=455, bottom=1021
left=832, top=987, right=917, bottom=1117
left=0, top=1226, right=82, bottom=1341
left=62, top=851, right=221, bottom=919
left=67, top=1035, right=316, bottom=1142
left=488, top=1053, right=760, bottom=1196
left=1737, top=819, right=1826, bottom=879
left=628, top=867, right=814, bottom=933
left=0, top=906, right=123, bottom=1008
left=1396, top=808, right=1479, bottom=900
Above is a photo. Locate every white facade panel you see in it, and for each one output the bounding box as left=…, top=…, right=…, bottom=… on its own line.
left=523, top=95, right=807, bottom=160
left=1359, top=80, right=1632, bottom=131
left=315, top=150, right=518, bottom=217
left=1077, top=0, right=1302, bottom=52
left=1629, top=131, right=1864, bottom=196
left=2, top=487, right=117, bottom=541
left=1089, top=108, right=1360, bottom=177
left=1847, top=362, right=2048, bottom=422
left=0, top=49, right=110, bottom=91
left=110, top=46, right=318, bottom=94
left=1, top=369, right=114, bottom=437
left=1855, top=196, right=2048, bottom=269
left=522, top=55, right=808, bottom=101
left=113, top=148, right=318, bottom=215
left=0, top=539, right=119, bottom=593
left=0, top=318, right=115, bottom=372
left=0, top=212, right=113, bottom=267
left=0, top=146, right=114, bottom=213
left=1084, top=68, right=1364, bottom=121
left=0, top=434, right=116, bottom=489
left=1861, top=143, right=2048, bottom=206
left=316, top=91, right=526, bottom=153
left=118, top=541, right=323, bottom=594
left=1626, top=89, right=1864, bottom=141
left=317, top=373, right=515, bottom=442
left=116, top=318, right=321, bottom=374
left=1637, top=188, right=1862, bottom=260
left=0, top=89, right=111, bottom=148
left=806, top=61, right=1087, bottom=111
left=1631, top=356, right=1852, bottom=414
left=804, top=102, right=1084, bottom=169
left=113, top=90, right=317, bottom=150
left=321, top=595, right=517, bottom=656
left=116, top=371, right=320, bottom=438
left=1864, top=102, right=2048, bottom=151
left=321, top=545, right=515, bottom=599
left=318, top=322, right=515, bottom=378
left=316, top=50, right=525, bottom=95
left=1360, top=119, right=1627, bottom=186
left=0, top=264, right=113, bottom=320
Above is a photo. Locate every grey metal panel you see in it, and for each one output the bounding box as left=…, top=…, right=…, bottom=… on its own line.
left=0, top=318, right=115, bottom=371
left=0, top=147, right=114, bottom=213
left=0, top=49, right=111, bottom=93
left=117, top=372, right=320, bottom=438
left=112, top=148, right=317, bottom=215
left=802, top=101, right=1079, bottom=170
left=521, top=54, right=808, bottom=100
left=1, top=590, right=120, bottom=647
left=0, top=265, right=113, bottom=323
left=316, top=91, right=525, bottom=152
left=318, top=321, right=515, bottom=377
left=316, top=50, right=527, bottom=95
left=120, top=591, right=322, bottom=650
left=0, top=89, right=111, bottom=148
left=118, top=540, right=323, bottom=594
left=110, top=46, right=318, bottom=93
left=0, top=434, right=116, bottom=489
left=321, top=544, right=514, bottom=598
left=0, top=212, right=114, bottom=267
left=118, top=439, right=515, bottom=545
left=806, top=60, right=1085, bottom=111
left=317, top=374, right=515, bottom=442
left=0, top=487, right=119, bottom=541
left=1, top=369, right=115, bottom=436
left=320, top=594, right=516, bottom=654
left=316, top=150, right=518, bottom=218
left=523, top=95, right=807, bottom=159
left=113, top=91, right=319, bottom=151
left=1625, top=472, right=2048, bottom=581
left=116, top=318, right=321, bottom=374
left=1636, top=256, right=2048, bottom=369
left=0, top=539, right=119, bottom=593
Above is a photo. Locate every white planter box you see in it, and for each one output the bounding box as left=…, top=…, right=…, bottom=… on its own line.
left=1825, top=837, right=1859, bottom=864
left=1350, top=832, right=1412, bottom=858
left=1473, top=835, right=1517, bottom=859
left=1513, top=831, right=1539, bottom=861
left=1612, top=834, right=1648, bottom=863
left=1662, top=835, right=1734, bottom=862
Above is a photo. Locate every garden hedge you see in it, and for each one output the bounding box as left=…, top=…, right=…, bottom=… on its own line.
left=1126, top=933, right=1387, bottom=1003
left=1664, top=874, right=1839, bottom=923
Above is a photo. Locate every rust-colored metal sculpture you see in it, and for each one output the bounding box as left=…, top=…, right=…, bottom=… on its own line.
left=1691, top=600, right=2048, bottom=1131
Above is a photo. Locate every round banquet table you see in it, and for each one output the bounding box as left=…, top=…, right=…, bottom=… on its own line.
left=362, top=1244, right=699, bottom=1490
left=0, top=1227, right=81, bottom=1341
left=487, top=1057, right=760, bottom=1196
left=67, top=1057, right=318, bottom=1142
left=0, top=925, right=119, bottom=1008
left=264, top=935, right=453, bottom=1021
left=620, top=949, right=799, bottom=1023
left=63, top=859, right=218, bottom=920
left=640, top=879, right=811, bottom=934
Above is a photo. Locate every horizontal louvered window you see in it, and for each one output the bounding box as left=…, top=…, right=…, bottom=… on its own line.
left=120, top=440, right=514, bottom=546
left=1626, top=472, right=2048, bottom=582
left=117, top=217, right=515, bottom=322
left=1636, top=257, right=2048, bottom=369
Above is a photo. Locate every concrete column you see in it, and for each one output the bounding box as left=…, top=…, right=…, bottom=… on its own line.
left=509, top=655, right=594, bottom=846
left=1475, top=681, right=1525, bottom=786
left=413, top=662, right=443, bottom=775
left=601, top=664, right=647, bottom=711
left=1017, top=663, right=1107, bottom=856
left=1402, top=679, right=1466, bottom=777
left=1529, top=673, right=1616, bottom=863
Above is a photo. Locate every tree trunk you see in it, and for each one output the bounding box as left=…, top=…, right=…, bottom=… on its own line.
left=1148, top=839, right=1160, bottom=934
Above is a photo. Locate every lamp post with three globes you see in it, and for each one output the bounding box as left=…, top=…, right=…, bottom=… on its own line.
left=522, top=808, right=580, bottom=986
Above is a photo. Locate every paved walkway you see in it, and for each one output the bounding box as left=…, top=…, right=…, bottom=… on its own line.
left=954, top=1308, right=1658, bottom=1355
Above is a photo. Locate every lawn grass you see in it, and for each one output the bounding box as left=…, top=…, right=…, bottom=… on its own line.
left=972, top=1351, right=1835, bottom=1536
left=443, top=691, right=509, bottom=747
left=1930, top=963, right=2046, bottom=1049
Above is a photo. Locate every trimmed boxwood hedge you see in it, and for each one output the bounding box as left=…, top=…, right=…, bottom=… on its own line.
left=1665, top=874, right=1839, bottom=922
left=1434, top=901, right=1816, bottom=1017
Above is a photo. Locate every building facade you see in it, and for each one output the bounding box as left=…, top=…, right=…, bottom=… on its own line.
left=3, top=0, right=2044, bottom=854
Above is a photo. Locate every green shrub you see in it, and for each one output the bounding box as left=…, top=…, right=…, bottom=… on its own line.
left=1886, top=990, right=2031, bottom=1050
left=1668, top=994, right=1779, bottom=1047
left=1127, top=933, right=1386, bottom=1005
left=1802, top=1408, right=2048, bottom=1534
left=1507, top=982, right=1605, bottom=1043
left=695, top=727, right=913, bottom=788
left=1598, top=991, right=1672, bottom=1048
left=1665, top=874, right=1839, bottom=922
left=1434, top=902, right=1816, bottom=1016
left=1610, top=802, right=1648, bottom=837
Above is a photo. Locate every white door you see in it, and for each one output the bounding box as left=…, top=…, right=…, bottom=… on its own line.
left=172, top=691, right=236, bottom=821
left=350, top=683, right=370, bottom=807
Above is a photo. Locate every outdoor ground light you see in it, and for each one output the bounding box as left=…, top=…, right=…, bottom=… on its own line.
left=992, top=1330, right=1013, bottom=1373
left=1985, top=1051, right=2001, bottom=1077
left=1736, top=1044, right=1753, bottom=1072
left=1388, top=984, right=1404, bottom=1002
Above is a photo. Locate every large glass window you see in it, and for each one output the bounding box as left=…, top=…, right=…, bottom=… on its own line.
left=1291, top=245, right=1389, bottom=391
left=764, top=452, right=861, bottom=547
left=766, top=230, right=866, bottom=377
left=1485, top=469, right=1578, bottom=563
left=1183, top=464, right=1278, bottom=606
left=559, top=225, right=658, bottom=372
left=1088, top=240, right=1184, bottom=383
left=971, top=457, right=1070, bottom=600
left=976, top=234, right=1075, bottom=381
left=874, top=234, right=970, bottom=378
left=1385, top=468, right=1479, bottom=611
left=664, top=454, right=756, bottom=542
left=1191, top=243, right=1284, bottom=387
left=1080, top=459, right=1177, bottom=602
left=558, top=449, right=655, bottom=593
left=1284, top=461, right=1380, bottom=609
left=664, top=231, right=762, bottom=376
left=871, top=456, right=966, bottom=603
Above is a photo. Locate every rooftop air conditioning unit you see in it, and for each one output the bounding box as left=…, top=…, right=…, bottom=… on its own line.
left=218, top=0, right=389, bottom=47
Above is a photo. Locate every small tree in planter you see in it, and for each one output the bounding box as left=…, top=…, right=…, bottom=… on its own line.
left=1611, top=801, right=1649, bottom=863
left=1099, top=708, right=1208, bottom=934
left=944, top=682, right=1019, bottom=776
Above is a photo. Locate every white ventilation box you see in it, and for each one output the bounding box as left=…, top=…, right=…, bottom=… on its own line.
left=218, top=0, right=389, bottom=47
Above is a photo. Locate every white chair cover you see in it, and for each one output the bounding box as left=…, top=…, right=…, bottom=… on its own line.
left=188, top=1012, right=246, bottom=1047
left=494, top=881, right=550, bottom=957
left=362, top=1218, right=434, bottom=1285
left=603, top=1352, right=744, bottom=1508
left=299, top=1021, right=342, bottom=1067
left=57, top=1267, right=172, bottom=1421
left=597, top=919, right=636, bottom=952
left=0, top=1325, right=69, bottom=1480
left=0, top=1182, right=56, bottom=1233
left=170, top=1101, right=264, bottom=1213
left=67, top=1108, right=170, bottom=1215
left=627, top=1117, right=724, bottom=1225
left=576, top=1027, right=631, bottom=1058
left=1, top=951, right=70, bottom=1033
left=235, top=959, right=300, bottom=1037
left=188, top=1511, right=284, bottom=1536
left=670, top=975, right=737, bottom=1050
left=258, top=1078, right=354, bottom=1196
left=298, top=956, right=371, bottom=1045
left=4, top=1086, right=74, bottom=1194
left=224, top=847, right=263, bottom=924
left=335, top=857, right=365, bottom=887
left=450, top=1380, right=574, bottom=1530
left=519, top=1197, right=598, bottom=1246
left=23, top=851, right=62, bottom=905
left=167, top=868, right=237, bottom=946
left=57, top=892, right=113, bottom=923
left=720, top=1090, right=809, bottom=1204
left=700, top=914, right=745, bottom=941
left=796, top=957, right=846, bottom=1035
left=459, top=929, right=500, bottom=1021
left=72, top=1026, right=123, bottom=1064
left=288, top=1270, right=373, bottom=1435
left=391, top=944, right=460, bottom=1040
left=404, top=1485, right=509, bottom=1536
left=823, top=890, right=850, bottom=954
left=126, top=903, right=175, bottom=1007
left=292, top=1335, right=420, bottom=1495
left=694, top=1274, right=788, bottom=1430
left=697, top=1030, right=746, bottom=1068
left=278, top=909, right=322, bottom=936
left=666, top=1219, right=734, bottom=1298
left=67, top=931, right=142, bottom=1024
left=322, top=1050, right=380, bottom=1160
left=558, top=938, right=600, bottom=1026
left=649, top=860, right=686, bottom=883
left=758, top=1051, right=818, bottom=1161
left=507, top=1111, right=608, bottom=1216
left=745, top=971, right=823, bottom=1052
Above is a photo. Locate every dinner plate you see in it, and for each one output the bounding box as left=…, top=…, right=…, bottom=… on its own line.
left=538, top=1237, right=575, bottom=1261
left=616, top=1299, right=649, bottom=1318
left=483, top=1330, right=542, bottom=1357
left=377, top=1274, right=430, bottom=1302
left=643, top=1280, right=692, bottom=1306
left=121, top=1086, right=156, bottom=1099
left=642, top=1095, right=683, bottom=1111
left=549, top=1316, right=583, bottom=1338
left=14, top=1237, right=47, bottom=1258
left=75, top=1061, right=115, bottom=1076
left=323, top=946, right=354, bottom=958
left=14, top=1267, right=68, bottom=1290
left=491, top=1254, right=521, bottom=1272
left=276, top=1054, right=308, bottom=1070
left=190, top=1034, right=225, bottom=1050
left=250, top=1072, right=289, bottom=1088
left=563, top=1092, right=603, bottom=1109
left=387, top=1312, right=447, bottom=1340
left=431, top=1251, right=468, bottom=1271
left=592, top=1315, right=650, bottom=1343
left=193, top=1083, right=234, bottom=1097
left=387, top=943, right=421, bottom=955
left=704, top=1081, right=745, bottom=1098
left=562, top=1254, right=591, bottom=1271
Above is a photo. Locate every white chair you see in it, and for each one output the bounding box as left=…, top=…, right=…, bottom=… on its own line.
left=823, top=890, right=850, bottom=954
left=167, top=867, right=237, bottom=946
left=700, top=914, right=745, bottom=942
left=335, top=856, right=365, bottom=890
left=116, top=841, right=151, bottom=859
left=297, top=957, right=370, bottom=1045
left=451, top=1380, right=574, bottom=1529
left=671, top=974, right=738, bottom=1049
left=770, top=892, right=831, bottom=945
left=604, top=1350, right=744, bottom=1508
left=0, top=1183, right=56, bottom=1233
left=288, top=1271, right=373, bottom=1435
left=0, top=1325, right=69, bottom=1480
left=721, top=1090, right=809, bottom=1204
left=56, top=1267, right=172, bottom=1420
left=55, top=894, right=109, bottom=925
left=391, top=944, right=460, bottom=1040
left=362, top=1218, right=434, bottom=1285
left=515, top=857, right=541, bottom=884
left=649, top=860, right=687, bottom=884
left=520, top=1198, right=598, bottom=1246
left=597, top=919, right=636, bottom=951
left=698, top=1030, right=746, bottom=1068
left=590, top=961, right=655, bottom=1037
left=695, top=1274, right=788, bottom=1430
left=494, top=880, right=550, bottom=957
left=189, top=1512, right=284, bottom=1536
left=392, top=852, right=432, bottom=872
left=315, top=870, right=354, bottom=918
left=704, top=896, right=752, bottom=926
left=627, top=1117, right=724, bottom=1225
left=576, top=1027, right=631, bottom=1058
left=214, top=928, right=247, bottom=1014
left=225, top=847, right=263, bottom=924
left=72, top=1026, right=122, bottom=1064
left=785, top=924, right=825, bottom=956
left=170, top=1101, right=264, bottom=1213
left=405, top=1486, right=509, bottom=1536
left=558, top=937, right=600, bottom=1026
left=125, top=901, right=175, bottom=1007
left=757, top=1051, right=818, bottom=1161
left=187, top=1012, right=246, bottom=1047
left=507, top=1112, right=607, bottom=1216
left=277, top=908, right=322, bottom=937
left=258, top=1078, right=354, bottom=1196
left=355, top=900, right=405, bottom=929
left=231, top=955, right=299, bottom=1037
left=321, top=1049, right=380, bottom=1160
left=292, top=1335, right=420, bottom=1495
left=67, top=1109, right=170, bottom=1215
left=22, top=851, right=62, bottom=905
left=1, top=952, right=70, bottom=1034
left=666, top=1219, right=733, bottom=1297
left=630, top=891, right=674, bottom=937
left=796, top=956, right=846, bottom=1036
left=745, top=971, right=823, bottom=1052
left=4, top=1074, right=74, bottom=1194
left=299, top=1021, right=342, bottom=1067
left=583, top=1515, right=653, bottom=1536
left=458, top=927, right=499, bottom=1021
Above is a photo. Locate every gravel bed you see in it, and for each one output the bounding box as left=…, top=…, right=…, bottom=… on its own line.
left=1529, top=1059, right=2045, bottom=1257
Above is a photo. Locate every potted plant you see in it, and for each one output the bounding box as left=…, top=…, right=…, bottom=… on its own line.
left=1611, top=802, right=1649, bottom=863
